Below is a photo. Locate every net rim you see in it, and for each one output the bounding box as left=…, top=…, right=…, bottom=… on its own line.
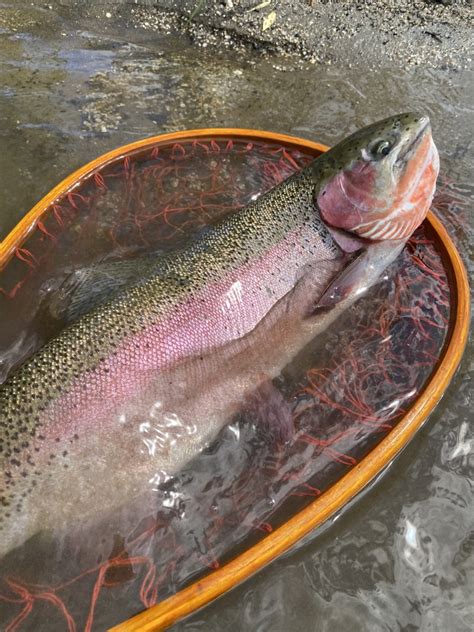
left=0, top=129, right=328, bottom=270
left=0, top=129, right=469, bottom=631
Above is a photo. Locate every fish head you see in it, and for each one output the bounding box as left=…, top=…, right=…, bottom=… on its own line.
left=316, top=113, right=440, bottom=241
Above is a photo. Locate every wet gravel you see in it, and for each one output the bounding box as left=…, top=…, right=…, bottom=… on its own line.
left=64, top=0, right=474, bottom=70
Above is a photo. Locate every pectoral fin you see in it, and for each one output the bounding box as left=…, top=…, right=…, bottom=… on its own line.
left=314, top=239, right=407, bottom=310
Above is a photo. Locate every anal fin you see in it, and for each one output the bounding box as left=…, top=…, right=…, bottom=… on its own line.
left=242, top=380, right=294, bottom=446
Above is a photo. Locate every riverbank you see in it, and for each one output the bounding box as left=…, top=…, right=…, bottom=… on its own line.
left=69, top=0, right=474, bottom=70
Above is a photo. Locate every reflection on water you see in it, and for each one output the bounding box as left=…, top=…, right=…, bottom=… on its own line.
left=0, top=2, right=472, bottom=631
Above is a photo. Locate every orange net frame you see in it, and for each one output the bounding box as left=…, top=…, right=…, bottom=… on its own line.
left=0, top=137, right=453, bottom=630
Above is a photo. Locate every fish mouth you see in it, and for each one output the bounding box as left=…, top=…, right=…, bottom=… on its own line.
left=395, top=115, right=430, bottom=166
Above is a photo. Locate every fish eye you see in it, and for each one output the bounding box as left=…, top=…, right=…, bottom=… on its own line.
left=370, top=139, right=393, bottom=159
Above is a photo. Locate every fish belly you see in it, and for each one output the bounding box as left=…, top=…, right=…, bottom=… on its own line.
left=0, top=255, right=344, bottom=555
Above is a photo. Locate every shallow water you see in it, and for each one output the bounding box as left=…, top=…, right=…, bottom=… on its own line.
left=0, top=2, right=472, bottom=631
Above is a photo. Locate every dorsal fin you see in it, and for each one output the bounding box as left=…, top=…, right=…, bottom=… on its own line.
left=44, top=254, right=164, bottom=325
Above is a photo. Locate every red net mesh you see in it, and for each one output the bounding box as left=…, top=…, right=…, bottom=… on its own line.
left=0, top=137, right=451, bottom=630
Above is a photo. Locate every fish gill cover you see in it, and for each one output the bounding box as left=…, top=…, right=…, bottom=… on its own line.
left=0, top=137, right=451, bottom=630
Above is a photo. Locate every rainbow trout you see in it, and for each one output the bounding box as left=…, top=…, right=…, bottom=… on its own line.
left=0, top=114, right=439, bottom=555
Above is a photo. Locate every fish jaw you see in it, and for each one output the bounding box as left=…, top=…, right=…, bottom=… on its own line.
left=351, top=133, right=439, bottom=240
left=317, top=114, right=440, bottom=241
